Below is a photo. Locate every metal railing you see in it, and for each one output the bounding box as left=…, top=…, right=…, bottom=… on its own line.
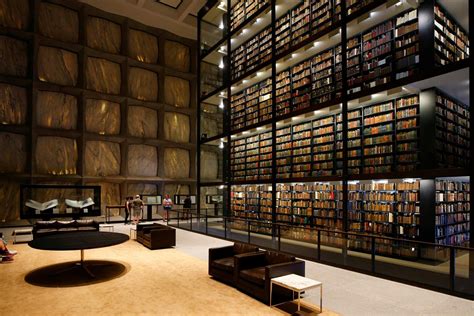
left=165, top=209, right=474, bottom=300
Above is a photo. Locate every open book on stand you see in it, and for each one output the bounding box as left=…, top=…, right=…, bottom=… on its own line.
left=25, top=199, right=59, bottom=211
left=65, top=197, right=95, bottom=209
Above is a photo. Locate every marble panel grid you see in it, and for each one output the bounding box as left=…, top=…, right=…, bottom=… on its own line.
left=36, top=91, right=77, bottom=130
left=85, top=99, right=121, bottom=135
left=0, top=132, right=26, bottom=173
left=0, top=35, right=28, bottom=77
left=0, top=83, right=27, bottom=125
left=84, top=141, right=121, bottom=176
left=38, top=2, right=79, bottom=43
left=86, top=16, right=121, bottom=54
left=38, top=46, right=78, bottom=86
left=35, top=136, right=77, bottom=175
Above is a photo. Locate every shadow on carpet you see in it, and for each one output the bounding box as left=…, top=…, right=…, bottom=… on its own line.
left=24, top=260, right=129, bottom=287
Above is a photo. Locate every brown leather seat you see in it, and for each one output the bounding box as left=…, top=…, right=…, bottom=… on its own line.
left=235, top=251, right=305, bottom=305
left=211, top=257, right=235, bottom=272
left=208, top=243, right=260, bottom=285
left=239, top=267, right=265, bottom=286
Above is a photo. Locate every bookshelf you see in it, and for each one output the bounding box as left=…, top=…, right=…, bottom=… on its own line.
left=230, top=89, right=468, bottom=180
left=230, top=78, right=273, bottom=131
left=311, top=46, right=342, bottom=106
left=435, top=89, right=470, bottom=169
left=230, top=0, right=270, bottom=32
left=275, top=69, right=292, bottom=117
left=394, top=9, right=419, bottom=80
left=395, top=95, right=420, bottom=172
left=198, top=0, right=471, bottom=255
left=275, top=12, right=291, bottom=56
left=336, top=108, right=362, bottom=175
left=435, top=179, right=470, bottom=246
left=230, top=184, right=273, bottom=234
left=230, top=131, right=273, bottom=181
left=433, top=3, right=470, bottom=66
left=291, top=1, right=311, bottom=47
left=348, top=180, right=420, bottom=240
left=276, top=182, right=343, bottom=229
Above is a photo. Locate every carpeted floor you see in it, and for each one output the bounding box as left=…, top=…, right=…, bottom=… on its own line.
left=1, top=240, right=338, bottom=315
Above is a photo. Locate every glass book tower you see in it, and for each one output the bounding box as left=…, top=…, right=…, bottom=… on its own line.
left=197, top=0, right=473, bottom=297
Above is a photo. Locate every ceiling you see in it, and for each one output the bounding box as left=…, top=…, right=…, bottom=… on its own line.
left=78, top=0, right=470, bottom=42
left=78, top=0, right=207, bottom=39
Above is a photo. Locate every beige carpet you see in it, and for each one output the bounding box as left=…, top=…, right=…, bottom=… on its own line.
left=1, top=240, right=339, bottom=315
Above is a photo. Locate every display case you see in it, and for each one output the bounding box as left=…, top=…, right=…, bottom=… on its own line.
left=20, top=184, right=101, bottom=219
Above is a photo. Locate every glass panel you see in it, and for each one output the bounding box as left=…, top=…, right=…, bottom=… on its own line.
left=375, top=240, right=450, bottom=290
left=346, top=233, right=372, bottom=272
left=200, top=185, right=226, bottom=217
left=200, top=45, right=225, bottom=97
left=201, top=139, right=225, bottom=182
left=200, top=2, right=227, bottom=55
left=249, top=221, right=276, bottom=249
left=455, top=248, right=474, bottom=296
left=227, top=217, right=249, bottom=243
left=200, top=91, right=225, bottom=140
left=280, top=226, right=318, bottom=260
left=319, top=230, right=344, bottom=264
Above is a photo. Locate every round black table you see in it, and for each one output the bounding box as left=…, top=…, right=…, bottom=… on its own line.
left=29, top=231, right=129, bottom=277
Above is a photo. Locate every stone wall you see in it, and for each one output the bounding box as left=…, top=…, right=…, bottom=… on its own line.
left=0, top=0, right=196, bottom=221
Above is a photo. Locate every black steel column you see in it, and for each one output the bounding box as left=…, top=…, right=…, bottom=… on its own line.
left=271, top=0, right=277, bottom=237
left=418, top=0, right=435, bottom=76
left=196, top=5, right=202, bottom=217
left=419, top=179, right=436, bottom=243
left=468, top=0, right=474, bottom=285
left=340, top=0, right=349, bottom=258
left=225, top=0, right=232, bottom=218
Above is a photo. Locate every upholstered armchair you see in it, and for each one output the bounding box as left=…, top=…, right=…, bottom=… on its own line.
left=235, top=251, right=305, bottom=304
left=137, top=223, right=176, bottom=250
left=208, top=242, right=260, bottom=285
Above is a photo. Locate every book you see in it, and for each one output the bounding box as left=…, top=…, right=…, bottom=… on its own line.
left=25, top=199, right=59, bottom=211
left=65, top=197, right=95, bottom=209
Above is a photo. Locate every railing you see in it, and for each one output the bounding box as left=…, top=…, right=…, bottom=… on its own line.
left=165, top=209, right=474, bottom=299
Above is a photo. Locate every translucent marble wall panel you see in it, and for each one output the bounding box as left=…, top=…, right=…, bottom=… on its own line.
left=38, top=46, right=78, bottom=86
left=86, top=16, right=121, bottom=54
left=127, top=183, right=157, bottom=196
left=200, top=150, right=219, bottom=180
left=0, top=0, right=30, bottom=30
left=36, top=91, right=77, bottom=130
left=35, top=136, right=77, bottom=175
left=0, top=183, right=20, bottom=221
left=38, top=2, right=78, bottom=43
left=0, top=132, right=26, bottom=173
left=164, top=40, right=190, bottom=72
left=128, top=67, right=158, bottom=101
left=163, top=184, right=190, bottom=196
left=0, top=83, right=27, bottom=125
left=163, top=112, right=190, bottom=143
left=86, top=57, right=121, bottom=94
left=127, top=144, right=157, bottom=177
left=88, top=182, right=121, bottom=214
left=0, top=36, right=27, bottom=77
left=164, top=76, right=190, bottom=108
left=85, top=99, right=121, bottom=135
left=163, top=148, right=189, bottom=179
left=127, top=106, right=158, bottom=138
left=128, top=29, right=158, bottom=63
left=85, top=141, right=120, bottom=176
